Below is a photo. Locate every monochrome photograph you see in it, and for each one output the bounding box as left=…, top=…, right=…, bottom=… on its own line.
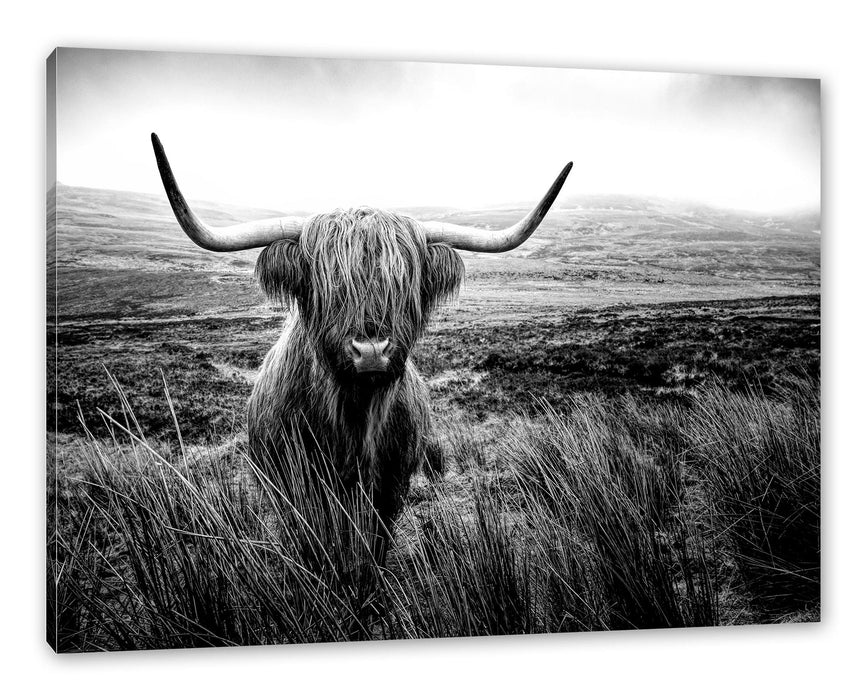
left=46, top=48, right=820, bottom=652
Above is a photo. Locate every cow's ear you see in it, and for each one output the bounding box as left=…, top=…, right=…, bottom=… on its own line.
left=256, top=240, right=306, bottom=305
left=423, top=243, right=464, bottom=306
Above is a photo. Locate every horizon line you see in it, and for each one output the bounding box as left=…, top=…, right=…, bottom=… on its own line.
left=48, top=180, right=822, bottom=219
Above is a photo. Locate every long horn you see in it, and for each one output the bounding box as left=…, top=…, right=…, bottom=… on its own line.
left=151, top=133, right=305, bottom=252
left=421, top=162, right=573, bottom=253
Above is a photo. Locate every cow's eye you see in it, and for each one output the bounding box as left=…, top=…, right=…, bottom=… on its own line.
left=255, top=240, right=305, bottom=306
left=423, top=244, right=465, bottom=306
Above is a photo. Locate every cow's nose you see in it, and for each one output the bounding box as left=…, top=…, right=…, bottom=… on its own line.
left=346, top=338, right=393, bottom=373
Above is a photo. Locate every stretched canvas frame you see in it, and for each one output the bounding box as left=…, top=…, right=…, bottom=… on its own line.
left=47, top=48, right=820, bottom=652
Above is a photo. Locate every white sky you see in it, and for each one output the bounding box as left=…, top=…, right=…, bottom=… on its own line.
left=54, top=48, right=820, bottom=214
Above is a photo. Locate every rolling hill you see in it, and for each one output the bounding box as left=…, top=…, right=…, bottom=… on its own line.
left=48, top=183, right=820, bottom=322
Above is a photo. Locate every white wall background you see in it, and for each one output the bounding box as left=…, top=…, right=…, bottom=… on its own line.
left=4, top=2, right=860, bottom=698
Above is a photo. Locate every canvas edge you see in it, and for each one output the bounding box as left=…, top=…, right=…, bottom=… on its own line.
left=46, top=47, right=59, bottom=654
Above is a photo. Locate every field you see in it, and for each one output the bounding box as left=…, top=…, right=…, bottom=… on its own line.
left=47, top=184, right=820, bottom=651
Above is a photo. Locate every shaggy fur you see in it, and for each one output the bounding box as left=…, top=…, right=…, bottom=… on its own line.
left=249, top=208, right=464, bottom=549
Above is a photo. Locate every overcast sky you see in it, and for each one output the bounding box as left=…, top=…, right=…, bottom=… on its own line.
left=53, top=48, right=820, bottom=214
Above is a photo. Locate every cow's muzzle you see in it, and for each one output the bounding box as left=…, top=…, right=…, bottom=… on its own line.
left=345, top=338, right=394, bottom=375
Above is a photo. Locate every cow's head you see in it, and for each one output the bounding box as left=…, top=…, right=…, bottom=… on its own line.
left=255, top=209, right=463, bottom=388
left=150, top=133, right=571, bottom=389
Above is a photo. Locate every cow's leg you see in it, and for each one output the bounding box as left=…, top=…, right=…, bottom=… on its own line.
left=422, top=436, right=446, bottom=478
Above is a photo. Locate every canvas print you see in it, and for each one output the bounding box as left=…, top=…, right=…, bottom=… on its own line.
left=47, top=49, right=820, bottom=652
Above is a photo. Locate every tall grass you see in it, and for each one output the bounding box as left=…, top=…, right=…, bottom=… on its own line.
left=686, top=376, right=820, bottom=618
left=502, top=396, right=716, bottom=630
left=49, top=381, right=399, bottom=650
left=48, top=376, right=819, bottom=651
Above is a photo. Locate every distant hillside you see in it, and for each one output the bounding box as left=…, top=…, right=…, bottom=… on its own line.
left=51, top=183, right=292, bottom=272
left=397, top=192, right=820, bottom=282
left=49, top=183, right=820, bottom=320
